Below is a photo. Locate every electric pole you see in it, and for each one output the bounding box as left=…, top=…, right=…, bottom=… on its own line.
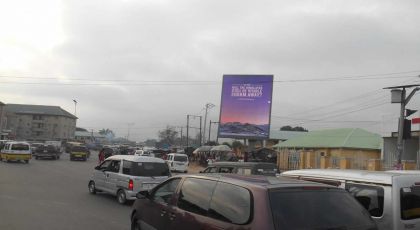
left=202, top=103, right=215, bottom=145
left=384, top=83, right=420, bottom=169
left=186, top=114, right=203, bottom=146
left=186, top=115, right=189, bottom=147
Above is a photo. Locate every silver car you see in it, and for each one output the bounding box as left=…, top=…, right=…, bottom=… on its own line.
left=88, top=155, right=170, bottom=204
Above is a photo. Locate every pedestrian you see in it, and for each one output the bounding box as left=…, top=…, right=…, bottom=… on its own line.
left=98, top=148, right=105, bottom=164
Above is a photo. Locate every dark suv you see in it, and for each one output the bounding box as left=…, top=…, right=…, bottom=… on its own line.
left=131, top=174, right=377, bottom=230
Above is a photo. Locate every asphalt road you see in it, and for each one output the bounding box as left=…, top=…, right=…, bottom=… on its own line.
left=0, top=151, right=131, bottom=230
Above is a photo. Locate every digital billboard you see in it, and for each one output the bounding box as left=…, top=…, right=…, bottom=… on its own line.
left=218, top=75, right=273, bottom=139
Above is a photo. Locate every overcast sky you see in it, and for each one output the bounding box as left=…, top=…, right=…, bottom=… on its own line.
left=1, top=0, right=420, bottom=141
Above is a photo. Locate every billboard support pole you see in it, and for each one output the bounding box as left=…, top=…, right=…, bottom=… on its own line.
left=199, top=116, right=202, bottom=146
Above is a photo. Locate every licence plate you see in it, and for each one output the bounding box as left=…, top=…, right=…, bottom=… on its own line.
left=75, top=155, right=82, bottom=157
left=176, top=162, right=185, bottom=165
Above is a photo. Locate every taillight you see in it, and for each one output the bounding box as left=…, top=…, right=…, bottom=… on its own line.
left=128, top=179, right=134, bottom=190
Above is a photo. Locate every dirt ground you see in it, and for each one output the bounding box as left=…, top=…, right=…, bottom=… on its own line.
left=188, top=162, right=205, bottom=174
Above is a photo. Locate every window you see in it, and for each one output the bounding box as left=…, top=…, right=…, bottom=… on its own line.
left=11, top=144, right=30, bottom=151
left=345, top=183, right=384, bottom=217
left=219, top=167, right=235, bottom=173
left=270, top=188, right=375, bottom=230
left=122, top=160, right=170, bottom=177
left=177, top=178, right=217, bottom=216
left=152, top=178, right=181, bottom=204
left=237, top=168, right=252, bottom=175
left=174, top=155, right=188, bottom=162
left=401, top=186, right=420, bottom=220
left=208, top=182, right=251, bottom=224
left=108, top=160, right=121, bottom=173
left=98, top=160, right=111, bottom=170
left=203, top=167, right=217, bottom=173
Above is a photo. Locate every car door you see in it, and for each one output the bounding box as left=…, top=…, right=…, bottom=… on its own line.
left=94, top=160, right=112, bottom=190
left=167, top=178, right=223, bottom=230
left=105, top=160, right=121, bottom=194
left=138, top=178, right=181, bottom=230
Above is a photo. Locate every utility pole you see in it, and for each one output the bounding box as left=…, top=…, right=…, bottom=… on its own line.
left=384, top=84, right=420, bottom=169
left=208, top=120, right=220, bottom=143
left=202, top=103, right=215, bottom=145
left=126, top=122, right=135, bottom=141
left=73, top=99, right=77, bottom=116
left=186, top=115, right=189, bottom=147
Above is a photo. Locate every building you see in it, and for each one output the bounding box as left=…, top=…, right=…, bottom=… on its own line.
left=382, top=130, right=420, bottom=170
left=0, top=101, right=6, bottom=139
left=75, top=130, right=107, bottom=143
left=3, top=104, right=77, bottom=141
left=273, top=128, right=382, bottom=171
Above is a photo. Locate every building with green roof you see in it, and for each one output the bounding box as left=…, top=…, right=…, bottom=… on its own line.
left=273, top=128, right=382, bottom=171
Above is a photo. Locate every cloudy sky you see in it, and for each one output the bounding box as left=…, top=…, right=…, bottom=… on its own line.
left=1, top=0, right=420, bottom=141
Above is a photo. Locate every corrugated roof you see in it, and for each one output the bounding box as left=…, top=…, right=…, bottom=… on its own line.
left=5, top=104, right=77, bottom=119
left=273, top=128, right=382, bottom=150
left=269, top=130, right=306, bottom=140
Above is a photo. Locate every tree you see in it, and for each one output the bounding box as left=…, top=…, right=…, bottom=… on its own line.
left=158, top=126, right=178, bottom=146
left=144, top=139, right=157, bottom=147
left=280, top=126, right=308, bottom=132
left=99, top=128, right=115, bottom=139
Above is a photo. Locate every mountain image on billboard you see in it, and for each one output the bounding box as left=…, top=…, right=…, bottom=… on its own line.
left=218, top=75, right=273, bottom=139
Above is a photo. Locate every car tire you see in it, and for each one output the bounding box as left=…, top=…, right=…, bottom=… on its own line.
left=24, top=160, right=29, bottom=164
left=131, top=216, right=141, bottom=230
left=117, top=190, right=127, bottom=204
left=88, top=181, right=97, bottom=194
left=35, top=156, right=39, bottom=160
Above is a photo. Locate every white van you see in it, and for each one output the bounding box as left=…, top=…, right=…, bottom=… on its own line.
left=88, top=155, right=170, bottom=204
left=166, top=153, right=189, bottom=173
left=0, top=141, right=31, bottom=163
left=282, top=169, right=420, bottom=230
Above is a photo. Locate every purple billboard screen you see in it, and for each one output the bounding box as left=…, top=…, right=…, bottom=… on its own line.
left=218, top=75, right=273, bottom=139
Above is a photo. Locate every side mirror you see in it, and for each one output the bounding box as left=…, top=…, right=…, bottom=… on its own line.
left=136, top=190, right=150, bottom=199
left=94, top=166, right=100, bottom=170
left=199, top=171, right=203, bottom=173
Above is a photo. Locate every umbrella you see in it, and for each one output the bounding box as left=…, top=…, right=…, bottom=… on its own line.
left=210, top=145, right=232, bottom=152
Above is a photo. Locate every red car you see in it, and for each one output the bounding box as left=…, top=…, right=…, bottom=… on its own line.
left=130, top=174, right=377, bottom=230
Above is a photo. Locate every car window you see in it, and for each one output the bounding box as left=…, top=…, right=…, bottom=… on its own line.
left=122, top=160, right=170, bottom=177
left=254, top=164, right=278, bottom=176
left=208, top=182, right=251, bottom=224
left=109, top=160, right=120, bottom=173
left=177, top=178, right=217, bottom=216
left=236, top=167, right=252, bottom=175
left=345, top=183, right=384, bottom=217
left=401, top=186, right=420, bottom=220
left=99, top=160, right=111, bottom=170
left=174, top=155, right=187, bottom=162
left=153, top=178, right=181, bottom=204
left=11, top=144, right=29, bottom=151
left=270, top=188, right=376, bottom=230
left=203, top=167, right=217, bottom=173
left=219, top=167, right=234, bottom=173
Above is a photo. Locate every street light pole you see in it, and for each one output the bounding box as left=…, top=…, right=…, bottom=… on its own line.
left=385, top=84, right=420, bottom=169
left=186, top=115, right=189, bottom=147
left=73, top=99, right=77, bottom=116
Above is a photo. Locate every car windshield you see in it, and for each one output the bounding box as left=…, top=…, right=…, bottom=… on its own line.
left=269, top=188, right=376, bottom=230
left=11, top=144, right=30, bottom=151
left=72, top=146, right=87, bottom=152
left=174, top=155, right=188, bottom=162
left=123, top=161, right=170, bottom=177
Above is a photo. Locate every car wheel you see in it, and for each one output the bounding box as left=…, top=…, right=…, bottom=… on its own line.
left=131, top=217, right=141, bottom=230
left=35, top=156, right=38, bottom=160
left=117, top=190, right=127, bottom=204
left=24, top=160, right=29, bottom=164
left=88, top=181, right=97, bottom=194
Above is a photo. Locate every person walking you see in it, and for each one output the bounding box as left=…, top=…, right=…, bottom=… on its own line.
left=98, top=148, right=105, bottom=164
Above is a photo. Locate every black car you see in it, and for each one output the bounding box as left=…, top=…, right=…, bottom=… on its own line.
left=34, top=144, right=61, bottom=160
left=131, top=174, right=377, bottom=230
left=201, top=161, right=279, bottom=176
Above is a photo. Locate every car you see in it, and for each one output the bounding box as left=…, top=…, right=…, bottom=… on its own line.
left=282, top=169, right=420, bottom=230
left=88, top=155, right=171, bottom=204
left=70, top=145, right=89, bottom=161
left=201, top=161, right=279, bottom=176
left=130, top=174, right=378, bottom=230
left=166, top=153, right=189, bottom=173
left=34, top=144, right=61, bottom=160
left=0, top=141, right=32, bottom=163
